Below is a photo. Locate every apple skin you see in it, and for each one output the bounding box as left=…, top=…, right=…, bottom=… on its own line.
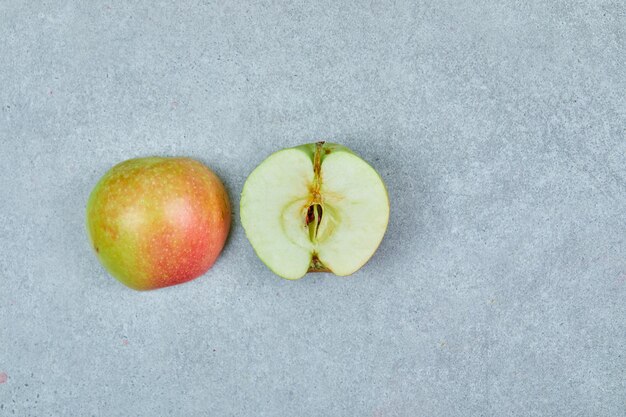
left=86, top=157, right=231, bottom=290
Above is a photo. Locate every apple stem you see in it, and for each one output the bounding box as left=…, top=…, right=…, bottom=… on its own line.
left=305, top=142, right=326, bottom=244
left=312, top=141, right=324, bottom=197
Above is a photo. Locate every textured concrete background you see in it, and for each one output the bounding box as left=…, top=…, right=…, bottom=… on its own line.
left=1, top=1, right=625, bottom=416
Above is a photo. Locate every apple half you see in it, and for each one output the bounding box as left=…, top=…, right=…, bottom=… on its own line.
left=240, top=142, right=389, bottom=279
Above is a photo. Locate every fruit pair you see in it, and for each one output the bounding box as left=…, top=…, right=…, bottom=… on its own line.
left=87, top=142, right=389, bottom=290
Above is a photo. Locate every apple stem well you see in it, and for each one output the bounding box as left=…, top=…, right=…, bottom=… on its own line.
left=308, top=254, right=331, bottom=273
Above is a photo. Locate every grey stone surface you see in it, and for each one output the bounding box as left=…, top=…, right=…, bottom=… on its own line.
left=0, top=1, right=625, bottom=416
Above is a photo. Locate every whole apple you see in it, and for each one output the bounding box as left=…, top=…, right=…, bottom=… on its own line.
left=86, top=157, right=231, bottom=290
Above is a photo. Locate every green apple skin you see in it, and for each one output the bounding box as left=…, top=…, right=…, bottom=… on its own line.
left=240, top=142, right=389, bottom=280
left=86, top=157, right=231, bottom=290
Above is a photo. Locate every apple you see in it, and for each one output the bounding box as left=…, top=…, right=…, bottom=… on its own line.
left=240, top=142, right=389, bottom=280
left=86, top=157, right=231, bottom=290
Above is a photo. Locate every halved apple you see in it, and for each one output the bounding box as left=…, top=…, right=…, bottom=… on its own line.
left=240, top=142, right=389, bottom=279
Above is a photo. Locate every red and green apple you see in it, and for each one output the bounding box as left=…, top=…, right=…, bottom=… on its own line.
left=86, top=157, right=231, bottom=290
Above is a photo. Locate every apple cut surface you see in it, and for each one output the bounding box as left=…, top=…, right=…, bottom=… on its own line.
left=314, top=151, right=389, bottom=276
left=240, top=149, right=315, bottom=279
left=240, top=142, right=389, bottom=280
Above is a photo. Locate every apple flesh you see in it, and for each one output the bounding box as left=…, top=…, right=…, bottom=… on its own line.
left=86, top=157, right=231, bottom=290
left=240, top=142, right=389, bottom=279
